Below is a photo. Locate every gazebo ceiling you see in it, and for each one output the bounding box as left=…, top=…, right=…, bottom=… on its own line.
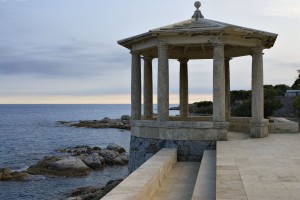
left=118, top=2, right=277, bottom=59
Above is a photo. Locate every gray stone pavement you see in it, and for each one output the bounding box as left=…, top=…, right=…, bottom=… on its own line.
left=217, top=133, right=300, bottom=200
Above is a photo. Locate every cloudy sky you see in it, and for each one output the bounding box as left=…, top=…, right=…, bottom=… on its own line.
left=0, top=0, right=299, bottom=104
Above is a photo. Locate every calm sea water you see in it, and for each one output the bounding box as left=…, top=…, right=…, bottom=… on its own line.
left=0, top=104, right=132, bottom=200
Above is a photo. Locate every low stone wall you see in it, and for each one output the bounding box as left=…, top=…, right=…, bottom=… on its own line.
left=128, top=135, right=216, bottom=172
left=228, top=117, right=250, bottom=133
left=131, top=120, right=228, bottom=141
left=102, top=148, right=177, bottom=200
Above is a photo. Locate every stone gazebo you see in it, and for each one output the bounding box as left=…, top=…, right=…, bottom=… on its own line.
left=118, top=2, right=277, bottom=171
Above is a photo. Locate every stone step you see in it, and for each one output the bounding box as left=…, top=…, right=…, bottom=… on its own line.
left=192, top=150, right=216, bottom=200
left=151, top=162, right=200, bottom=200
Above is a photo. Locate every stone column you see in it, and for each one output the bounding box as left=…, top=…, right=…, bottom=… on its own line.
left=131, top=51, right=141, bottom=120
left=157, top=42, right=169, bottom=122
left=179, top=58, right=189, bottom=118
left=143, top=57, right=153, bottom=119
left=213, top=43, right=226, bottom=122
left=250, top=47, right=268, bottom=138
left=225, top=58, right=231, bottom=121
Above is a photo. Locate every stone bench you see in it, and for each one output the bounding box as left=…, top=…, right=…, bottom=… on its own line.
left=192, top=150, right=216, bottom=200
left=101, top=148, right=177, bottom=200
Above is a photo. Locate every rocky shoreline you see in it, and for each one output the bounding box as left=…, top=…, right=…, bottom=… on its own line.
left=1, top=143, right=128, bottom=199
left=26, top=144, right=128, bottom=177
left=62, top=178, right=124, bottom=200
left=59, top=115, right=131, bottom=130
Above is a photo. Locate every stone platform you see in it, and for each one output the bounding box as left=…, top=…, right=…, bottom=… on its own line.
left=103, top=132, right=300, bottom=200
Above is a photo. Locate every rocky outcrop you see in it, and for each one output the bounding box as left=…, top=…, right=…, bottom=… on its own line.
left=26, top=144, right=129, bottom=177
left=106, top=143, right=125, bottom=154
left=26, top=156, right=92, bottom=177
left=82, top=153, right=105, bottom=170
left=63, top=179, right=123, bottom=200
left=0, top=168, right=28, bottom=181
left=59, top=115, right=131, bottom=130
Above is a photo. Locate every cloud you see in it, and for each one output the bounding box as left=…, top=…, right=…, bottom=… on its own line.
left=264, top=0, right=300, bottom=17
left=0, top=40, right=129, bottom=78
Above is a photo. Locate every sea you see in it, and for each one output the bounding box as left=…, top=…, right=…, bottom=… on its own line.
left=0, top=104, right=133, bottom=200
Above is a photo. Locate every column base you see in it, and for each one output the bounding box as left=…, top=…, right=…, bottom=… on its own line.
left=250, top=119, right=269, bottom=138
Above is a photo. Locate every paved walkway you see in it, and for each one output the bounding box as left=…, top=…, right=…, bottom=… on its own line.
left=217, top=133, right=300, bottom=200
left=151, top=162, right=200, bottom=200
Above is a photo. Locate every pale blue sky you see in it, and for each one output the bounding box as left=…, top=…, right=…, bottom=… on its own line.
left=0, top=0, right=299, bottom=103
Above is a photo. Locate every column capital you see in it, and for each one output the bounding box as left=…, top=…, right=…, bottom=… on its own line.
left=251, top=47, right=264, bottom=55
left=130, top=50, right=141, bottom=55
left=178, top=58, right=189, bottom=64
left=157, top=40, right=168, bottom=49
left=142, top=56, right=153, bottom=61
left=213, top=43, right=225, bottom=48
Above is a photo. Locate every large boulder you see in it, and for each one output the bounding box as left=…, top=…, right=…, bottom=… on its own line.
left=26, top=156, right=91, bottom=177
left=99, top=117, right=111, bottom=123
left=0, top=168, right=28, bottom=181
left=99, top=149, right=121, bottom=165
left=121, top=115, right=130, bottom=120
left=106, top=143, right=125, bottom=153
left=82, top=153, right=105, bottom=169
left=112, top=155, right=129, bottom=165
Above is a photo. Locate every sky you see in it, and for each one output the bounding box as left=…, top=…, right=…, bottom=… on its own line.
left=0, top=0, right=299, bottom=104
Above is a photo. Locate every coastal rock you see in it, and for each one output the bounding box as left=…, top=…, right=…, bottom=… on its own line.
left=64, top=178, right=124, bottom=200
left=113, top=155, right=129, bottom=165
left=57, top=144, right=128, bottom=167
left=98, top=149, right=128, bottom=165
left=27, top=156, right=92, bottom=177
left=0, top=168, right=28, bottom=181
left=82, top=153, right=104, bottom=169
left=99, top=149, right=119, bottom=164
left=107, top=143, right=125, bottom=154
left=59, top=115, right=131, bottom=130
left=64, top=197, right=82, bottom=200
left=121, top=115, right=130, bottom=120
left=169, top=106, right=180, bottom=110
left=99, top=117, right=111, bottom=123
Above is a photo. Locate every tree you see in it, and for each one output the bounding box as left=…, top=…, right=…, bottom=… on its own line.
left=230, top=85, right=283, bottom=118
left=231, top=100, right=251, bottom=117
left=291, top=72, right=300, bottom=90
left=264, top=85, right=283, bottom=117
left=189, top=101, right=213, bottom=114
left=274, top=84, right=290, bottom=96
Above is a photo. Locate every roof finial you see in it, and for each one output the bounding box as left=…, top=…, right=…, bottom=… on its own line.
left=192, top=1, right=204, bottom=20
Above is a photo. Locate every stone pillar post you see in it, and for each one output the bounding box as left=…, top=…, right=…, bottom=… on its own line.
left=143, top=57, right=153, bottom=119
left=131, top=51, right=141, bottom=120
left=157, top=42, right=169, bottom=122
left=225, top=58, right=231, bottom=121
left=179, top=58, right=189, bottom=118
left=213, top=43, right=226, bottom=122
left=250, top=47, right=268, bottom=138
